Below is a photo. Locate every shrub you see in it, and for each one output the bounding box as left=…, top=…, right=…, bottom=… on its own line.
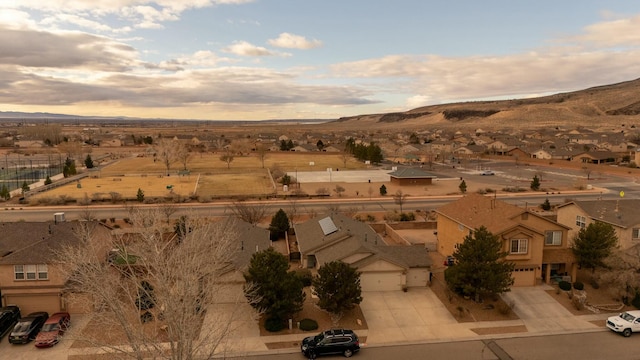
left=399, top=212, right=415, bottom=221
left=572, top=295, right=585, bottom=310
left=496, top=301, right=514, bottom=315
left=573, top=281, right=584, bottom=291
left=632, top=292, right=640, bottom=310
left=295, top=269, right=313, bottom=287
left=558, top=281, right=571, bottom=291
left=299, top=318, right=318, bottom=331
left=264, top=317, right=285, bottom=332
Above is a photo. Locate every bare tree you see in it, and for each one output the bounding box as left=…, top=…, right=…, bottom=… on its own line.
left=58, top=141, right=83, bottom=160
left=159, top=202, right=179, bottom=224
left=58, top=209, right=251, bottom=360
left=597, top=246, right=640, bottom=303
left=228, top=201, right=267, bottom=225
left=175, top=141, right=191, bottom=171
left=340, top=152, right=351, bottom=169
left=155, top=137, right=180, bottom=176
left=393, top=190, right=409, bottom=212
left=582, top=165, right=593, bottom=180
left=333, top=185, right=346, bottom=197
left=255, top=143, right=269, bottom=169
left=220, top=148, right=234, bottom=169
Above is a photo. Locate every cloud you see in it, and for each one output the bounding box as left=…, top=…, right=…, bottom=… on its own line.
left=570, top=14, right=640, bottom=48
left=0, top=26, right=138, bottom=70
left=223, top=41, right=274, bottom=56
left=268, top=33, right=322, bottom=49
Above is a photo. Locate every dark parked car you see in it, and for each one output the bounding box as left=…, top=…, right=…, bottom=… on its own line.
left=9, top=312, right=48, bottom=344
left=301, top=329, right=360, bottom=358
left=0, top=306, right=21, bottom=339
left=35, top=312, right=71, bottom=348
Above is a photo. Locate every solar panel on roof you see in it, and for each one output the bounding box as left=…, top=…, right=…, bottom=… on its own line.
left=318, top=216, right=338, bottom=235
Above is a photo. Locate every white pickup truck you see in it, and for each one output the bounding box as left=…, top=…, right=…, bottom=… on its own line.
left=606, top=310, right=640, bottom=337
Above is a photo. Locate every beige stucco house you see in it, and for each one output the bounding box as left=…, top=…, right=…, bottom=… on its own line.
left=556, top=199, right=640, bottom=251
left=436, top=194, right=575, bottom=286
left=0, top=220, right=112, bottom=314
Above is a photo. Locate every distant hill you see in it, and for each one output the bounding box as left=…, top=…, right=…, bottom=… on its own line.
left=331, top=78, right=640, bottom=131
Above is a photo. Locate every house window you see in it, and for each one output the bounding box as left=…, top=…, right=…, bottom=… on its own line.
left=14, top=264, right=48, bottom=281
left=545, top=231, right=562, bottom=246
left=633, top=228, right=640, bottom=240
left=576, top=216, right=586, bottom=229
left=510, top=239, right=528, bottom=254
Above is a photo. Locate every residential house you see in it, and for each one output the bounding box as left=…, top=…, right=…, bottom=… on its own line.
left=0, top=220, right=112, bottom=314
left=556, top=199, right=640, bottom=251
left=294, top=213, right=431, bottom=291
left=572, top=151, right=619, bottom=164
left=435, top=194, right=575, bottom=286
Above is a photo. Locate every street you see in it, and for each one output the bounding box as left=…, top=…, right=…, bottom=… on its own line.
left=237, top=331, right=638, bottom=360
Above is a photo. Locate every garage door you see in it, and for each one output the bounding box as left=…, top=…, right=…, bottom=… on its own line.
left=5, top=295, right=61, bottom=315
left=512, top=267, right=536, bottom=287
left=406, top=269, right=429, bottom=287
left=360, top=272, right=403, bottom=292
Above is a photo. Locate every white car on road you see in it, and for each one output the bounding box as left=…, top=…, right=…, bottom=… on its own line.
left=607, top=310, right=640, bottom=337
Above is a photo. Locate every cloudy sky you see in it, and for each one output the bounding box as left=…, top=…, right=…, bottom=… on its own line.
left=2, top=1, right=640, bottom=121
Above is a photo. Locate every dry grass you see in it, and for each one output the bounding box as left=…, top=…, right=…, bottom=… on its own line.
left=196, top=172, right=274, bottom=198
left=31, top=174, right=197, bottom=201
left=102, top=152, right=366, bottom=175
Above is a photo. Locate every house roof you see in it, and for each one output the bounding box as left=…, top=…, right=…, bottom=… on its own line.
left=436, top=193, right=526, bottom=234
left=0, top=221, right=105, bottom=265
left=294, top=213, right=431, bottom=269
left=228, top=219, right=271, bottom=271
left=388, top=167, right=436, bottom=179
left=557, top=199, right=640, bottom=229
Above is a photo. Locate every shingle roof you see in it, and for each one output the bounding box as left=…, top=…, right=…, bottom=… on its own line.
left=229, top=219, right=271, bottom=270
left=559, top=199, right=640, bottom=229
left=0, top=221, right=103, bottom=264
left=436, top=193, right=525, bottom=234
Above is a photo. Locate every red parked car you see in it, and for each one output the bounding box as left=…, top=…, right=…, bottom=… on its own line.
left=34, top=312, right=70, bottom=348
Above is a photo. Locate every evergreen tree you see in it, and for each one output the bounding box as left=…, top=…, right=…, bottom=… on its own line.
left=379, top=184, right=387, bottom=196
left=136, top=188, right=145, bottom=202
left=63, top=157, right=77, bottom=177
left=541, top=198, right=551, bottom=211
left=316, top=139, right=324, bottom=150
left=530, top=175, right=541, bottom=191
left=244, top=248, right=305, bottom=322
left=0, top=184, right=9, bottom=200
left=572, top=221, right=618, bottom=272
left=21, top=181, right=30, bottom=194
left=445, top=226, right=515, bottom=302
left=459, top=180, right=467, bottom=193
left=44, top=176, right=52, bottom=185
left=312, top=261, right=362, bottom=316
left=269, top=209, right=290, bottom=240
left=85, top=154, right=95, bottom=169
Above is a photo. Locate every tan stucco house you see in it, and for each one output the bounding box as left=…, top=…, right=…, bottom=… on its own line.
left=436, top=194, right=575, bottom=286
left=0, top=220, right=111, bottom=314
left=556, top=199, right=640, bottom=251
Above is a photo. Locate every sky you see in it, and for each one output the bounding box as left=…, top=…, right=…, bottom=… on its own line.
left=2, top=1, right=640, bottom=121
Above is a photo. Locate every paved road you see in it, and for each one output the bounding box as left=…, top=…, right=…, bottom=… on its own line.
left=238, top=331, right=638, bottom=360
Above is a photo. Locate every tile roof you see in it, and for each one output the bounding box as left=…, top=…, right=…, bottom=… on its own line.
left=436, top=193, right=525, bottom=234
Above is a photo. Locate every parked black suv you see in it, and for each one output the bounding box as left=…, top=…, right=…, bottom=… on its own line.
left=0, top=306, right=21, bottom=339
left=301, top=329, right=360, bottom=358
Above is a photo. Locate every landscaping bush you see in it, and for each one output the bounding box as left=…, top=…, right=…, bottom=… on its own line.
left=632, top=292, right=640, bottom=310
left=265, top=317, right=285, bottom=332
left=496, top=301, right=514, bottom=315
left=295, top=269, right=313, bottom=287
left=558, top=281, right=572, bottom=291
left=299, top=318, right=318, bottom=331
left=573, top=281, right=584, bottom=291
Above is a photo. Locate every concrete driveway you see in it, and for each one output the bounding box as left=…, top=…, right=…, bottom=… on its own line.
left=360, top=288, right=479, bottom=344
left=500, top=286, right=605, bottom=334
